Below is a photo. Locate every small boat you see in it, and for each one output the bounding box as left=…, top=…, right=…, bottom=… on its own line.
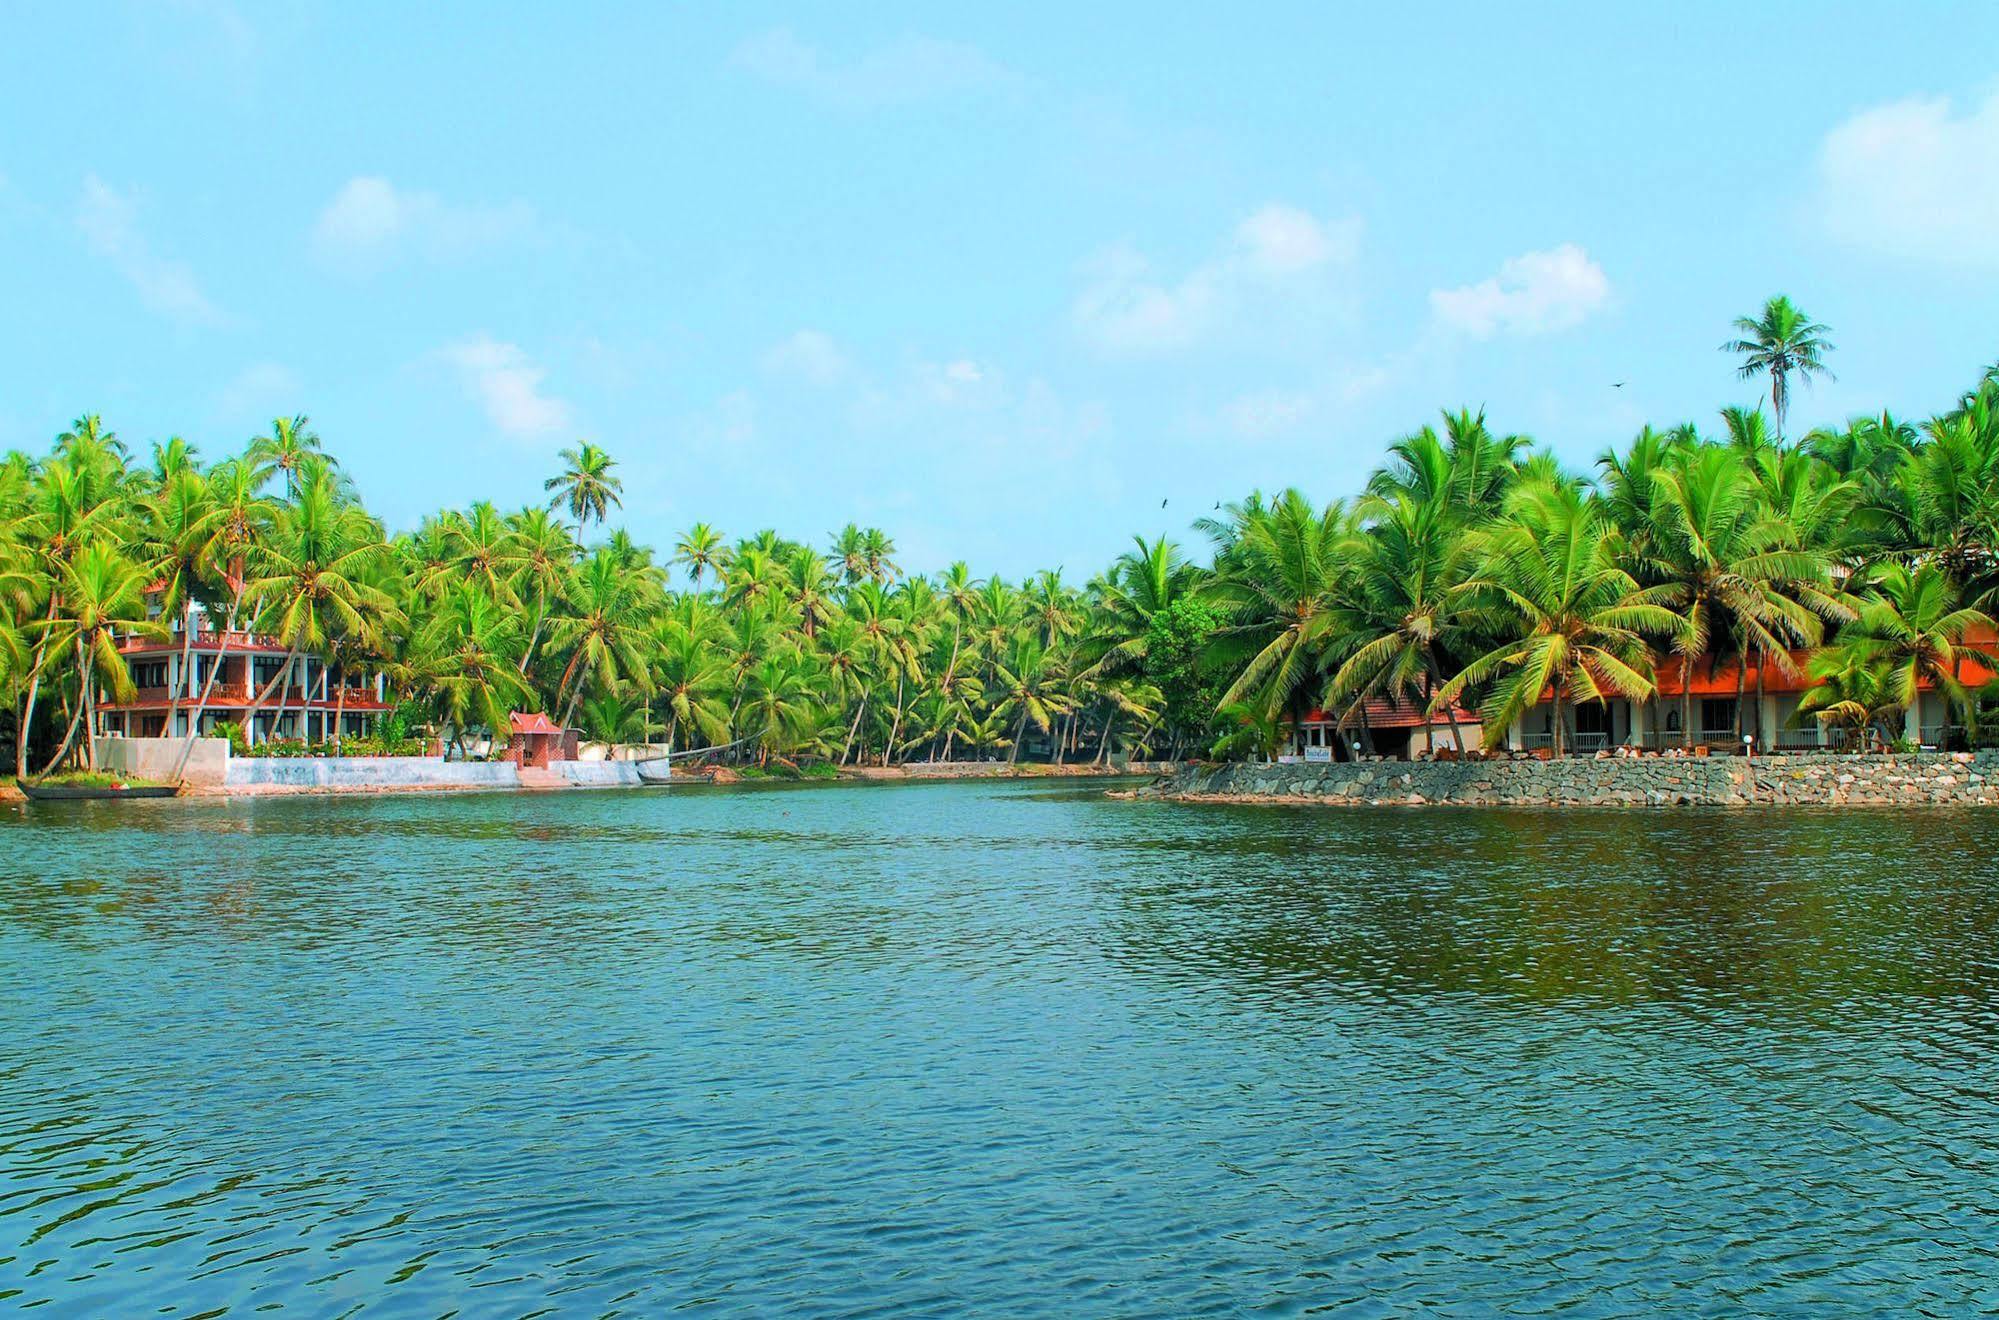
left=20, top=782, right=182, bottom=801
left=634, top=759, right=673, bottom=785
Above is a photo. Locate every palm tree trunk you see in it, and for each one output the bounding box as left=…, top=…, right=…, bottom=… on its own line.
left=1552, top=689, right=1567, bottom=758
left=1734, top=656, right=1747, bottom=745
left=15, top=596, right=60, bottom=778
left=37, top=656, right=91, bottom=778
left=840, top=697, right=867, bottom=766
left=886, top=673, right=907, bottom=766
left=241, top=644, right=303, bottom=742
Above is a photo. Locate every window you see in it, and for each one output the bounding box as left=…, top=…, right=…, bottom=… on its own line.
left=1575, top=704, right=1610, bottom=736
left=1701, top=698, right=1737, bottom=734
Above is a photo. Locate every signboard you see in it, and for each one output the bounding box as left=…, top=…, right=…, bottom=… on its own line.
left=1303, top=746, right=1333, bottom=763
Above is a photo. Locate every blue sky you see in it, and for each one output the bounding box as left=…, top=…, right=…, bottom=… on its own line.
left=4, top=3, right=1997, bottom=577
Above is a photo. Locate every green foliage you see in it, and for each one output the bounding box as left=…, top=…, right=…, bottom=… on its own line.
left=1141, top=596, right=1223, bottom=745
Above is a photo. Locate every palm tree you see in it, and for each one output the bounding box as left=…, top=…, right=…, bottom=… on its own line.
left=740, top=655, right=818, bottom=766
left=547, top=547, right=655, bottom=727
left=1723, top=296, right=1834, bottom=439
left=543, top=442, right=623, bottom=530
left=240, top=473, right=397, bottom=740
left=1324, top=492, right=1475, bottom=751
left=1206, top=492, right=1356, bottom=727
left=1431, top=484, right=1680, bottom=754
left=1641, top=444, right=1844, bottom=745
left=672, top=522, right=727, bottom=590
left=1835, top=560, right=1997, bottom=744
left=992, top=638, right=1070, bottom=765
left=412, top=584, right=535, bottom=752
left=250, top=415, right=326, bottom=499
left=27, top=543, right=164, bottom=774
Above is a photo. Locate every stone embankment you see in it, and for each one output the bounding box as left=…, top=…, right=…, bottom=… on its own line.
left=1149, top=752, right=1999, bottom=808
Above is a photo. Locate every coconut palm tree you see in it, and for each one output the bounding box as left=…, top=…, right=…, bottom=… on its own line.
left=1723, top=296, right=1835, bottom=439
left=1206, top=492, right=1357, bottom=725
left=412, top=583, right=535, bottom=752
left=674, top=522, right=727, bottom=590
left=547, top=547, right=655, bottom=727
left=240, top=472, right=397, bottom=740
left=27, top=542, right=164, bottom=774
left=250, top=415, right=327, bottom=500
left=1834, top=560, right=1997, bottom=744
left=543, top=442, right=623, bottom=531
left=1431, top=484, right=1680, bottom=754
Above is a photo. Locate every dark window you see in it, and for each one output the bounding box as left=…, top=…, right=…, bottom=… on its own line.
left=1701, top=698, right=1737, bottom=733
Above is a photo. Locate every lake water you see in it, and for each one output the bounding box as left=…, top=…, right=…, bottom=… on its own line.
left=4, top=781, right=1998, bottom=1315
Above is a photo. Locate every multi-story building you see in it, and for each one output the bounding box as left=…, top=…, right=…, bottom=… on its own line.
left=100, top=601, right=394, bottom=744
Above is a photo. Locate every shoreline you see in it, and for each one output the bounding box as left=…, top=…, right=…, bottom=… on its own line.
left=7, top=759, right=1176, bottom=804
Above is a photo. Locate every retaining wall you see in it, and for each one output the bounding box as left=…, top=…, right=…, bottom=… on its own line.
left=551, top=760, right=643, bottom=787
left=1154, top=752, right=1999, bottom=807
left=224, top=757, right=521, bottom=791
left=92, top=736, right=231, bottom=785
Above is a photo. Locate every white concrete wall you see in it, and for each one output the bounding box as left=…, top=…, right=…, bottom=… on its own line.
left=225, top=757, right=522, bottom=790
left=92, top=735, right=231, bottom=785
left=552, top=760, right=642, bottom=786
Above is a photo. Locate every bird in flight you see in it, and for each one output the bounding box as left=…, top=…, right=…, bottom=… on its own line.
left=1160, top=498, right=1168, bottom=508
left=1611, top=381, right=1626, bottom=388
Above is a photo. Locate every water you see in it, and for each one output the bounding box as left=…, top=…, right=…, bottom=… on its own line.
left=4, top=781, right=1997, bottom=1316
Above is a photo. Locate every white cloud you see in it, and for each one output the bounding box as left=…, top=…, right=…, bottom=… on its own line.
left=217, top=362, right=302, bottom=417
left=1072, top=204, right=1361, bottom=356
left=1219, top=389, right=1316, bottom=439
left=441, top=336, right=572, bottom=439
left=75, top=175, right=224, bottom=327
left=313, top=176, right=536, bottom=271
left=761, top=329, right=849, bottom=386
left=732, top=28, right=1018, bottom=107
left=1817, top=90, right=1999, bottom=265
left=1429, top=243, right=1610, bottom=338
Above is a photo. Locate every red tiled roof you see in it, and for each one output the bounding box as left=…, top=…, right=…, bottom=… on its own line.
left=1299, top=696, right=1478, bottom=729
left=509, top=711, right=562, bottom=735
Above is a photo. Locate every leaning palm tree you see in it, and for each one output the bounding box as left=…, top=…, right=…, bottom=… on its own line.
left=1723, top=296, right=1834, bottom=440
left=543, top=442, right=623, bottom=531
left=1432, top=484, right=1681, bottom=755
left=27, top=542, right=165, bottom=774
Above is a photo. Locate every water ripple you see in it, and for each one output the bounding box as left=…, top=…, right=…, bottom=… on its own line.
left=3, top=784, right=1998, bottom=1314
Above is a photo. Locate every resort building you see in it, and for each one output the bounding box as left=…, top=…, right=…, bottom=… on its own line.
left=1287, top=633, right=1999, bottom=759
left=1285, top=696, right=1483, bottom=761
left=1503, top=643, right=1999, bottom=754
left=99, top=599, right=394, bottom=744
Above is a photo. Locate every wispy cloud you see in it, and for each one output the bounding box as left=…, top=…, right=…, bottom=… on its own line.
left=1429, top=243, right=1610, bottom=338
left=732, top=27, right=1020, bottom=107
left=75, top=174, right=225, bottom=327
left=1817, top=89, right=1999, bottom=266
left=313, top=176, right=536, bottom=272
left=441, top=336, right=572, bottom=440
left=216, top=362, right=302, bottom=419
left=761, top=329, right=850, bottom=386
left=1072, top=204, right=1361, bottom=356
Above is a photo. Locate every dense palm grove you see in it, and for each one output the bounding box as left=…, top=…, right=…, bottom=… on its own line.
left=5, top=297, right=1999, bottom=779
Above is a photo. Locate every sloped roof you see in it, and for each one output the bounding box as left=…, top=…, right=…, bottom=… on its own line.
left=509, top=711, right=562, bottom=735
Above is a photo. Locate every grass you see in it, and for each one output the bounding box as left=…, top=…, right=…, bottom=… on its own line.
left=17, top=770, right=172, bottom=790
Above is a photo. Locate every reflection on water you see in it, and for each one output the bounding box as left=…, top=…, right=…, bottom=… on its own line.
left=3, top=784, right=1997, bottom=1314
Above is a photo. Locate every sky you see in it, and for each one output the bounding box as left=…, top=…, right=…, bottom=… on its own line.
left=3, top=3, right=1998, bottom=577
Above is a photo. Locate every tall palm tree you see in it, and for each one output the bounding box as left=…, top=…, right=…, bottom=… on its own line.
left=412, top=583, right=534, bottom=752
left=240, top=473, right=397, bottom=739
left=250, top=415, right=327, bottom=500
left=543, top=442, right=623, bottom=531
left=674, top=522, right=727, bottom=590
left=1723, top=296, right=1835, bottom=439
